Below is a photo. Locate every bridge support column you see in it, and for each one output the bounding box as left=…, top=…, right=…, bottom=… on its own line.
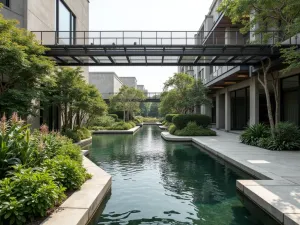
left=249, top=76, right=259, bottom=125
left=225, top=90, right=231, bottom=132
left=216, top=93, right=225, bottom=130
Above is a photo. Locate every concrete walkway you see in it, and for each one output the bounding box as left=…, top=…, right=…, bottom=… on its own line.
left=161, top=131, right=300, bottom=225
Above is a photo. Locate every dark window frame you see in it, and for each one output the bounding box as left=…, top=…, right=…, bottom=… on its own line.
left=280, top=74, right=300, bottom=126
left=56, top=0, right=76, bottom=44
left=0, top=0, right=10, bottom=7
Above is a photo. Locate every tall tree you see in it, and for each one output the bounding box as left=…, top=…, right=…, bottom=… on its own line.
left=218, top=0, right=300, bottom=137
left=109, top=86, right=146, bottom=121
left=160, top=73, right=210, bottom=115
left=46, top=67, right=107, bottom=129
left=0, top=8, right=54, bottom=117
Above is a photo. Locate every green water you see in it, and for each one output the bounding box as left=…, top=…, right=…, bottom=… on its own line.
left=88, top=126, right=261, bottom=225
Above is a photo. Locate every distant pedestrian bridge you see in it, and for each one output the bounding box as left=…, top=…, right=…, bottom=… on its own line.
left=102, top=92, right=161, bottom=102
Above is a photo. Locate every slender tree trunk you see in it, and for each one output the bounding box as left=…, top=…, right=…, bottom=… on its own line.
left=64, top=102, right=68, bottom=130
left=257, top=58, right=275, bottom=138
left=271, top=73, right=280, bottom=125
left=123, top=110, right=126, bottom=122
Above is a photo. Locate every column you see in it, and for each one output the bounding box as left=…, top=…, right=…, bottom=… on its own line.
left=225, top=90, right=231, bottom=131
left=216, top=94, right=220, bottom=129
left=249, top=76, right=259, bottom=125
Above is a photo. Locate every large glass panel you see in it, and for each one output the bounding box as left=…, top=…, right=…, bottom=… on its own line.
left=283, top=91, right=299, bottom=125
left=282, top=75, right=299, bottom=90
left=0, top=0, right=9, bottom=7
left=58, top=1, right=71, bottom=44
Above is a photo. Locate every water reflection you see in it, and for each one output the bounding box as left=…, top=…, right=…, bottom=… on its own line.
left=88, top=126, right=261, bottom=225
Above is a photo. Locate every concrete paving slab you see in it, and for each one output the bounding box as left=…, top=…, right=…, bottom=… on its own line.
left=161, top=130, right=300, bottom=225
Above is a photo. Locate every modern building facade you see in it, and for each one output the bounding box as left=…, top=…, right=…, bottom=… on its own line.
left=1, top=0, right=89, bottom=130
left=182, top=0, right=300, bottom=131
left=89, top=72, right=148, bottom=100
left=89, top=72, right=123, bottom=99
left=119, top=77, right=138, bottom=89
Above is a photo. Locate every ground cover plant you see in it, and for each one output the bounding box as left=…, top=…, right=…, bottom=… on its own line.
left=240, top=122, right=300, bottom=151
left=0, top=114, right=91, bottom=224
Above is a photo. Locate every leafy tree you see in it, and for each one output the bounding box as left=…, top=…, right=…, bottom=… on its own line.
left=160, top=73, right=210, bottom=115
left=218, top=0, right=300, bottom=137
left=0, top=8, right=54, bottom=117
left=45, top=67, right=107, bottom=129
left=109, top=86, right=146, bottom=121
left=148, top=103, right=159, bottom=117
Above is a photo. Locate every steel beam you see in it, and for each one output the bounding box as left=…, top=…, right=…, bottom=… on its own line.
left=90, top=56, right=99, bottom=64
left=108, top=56, right=115, bottom=64
left=71, top=56, right=82, bottom=64
left=194, top=56, right=201, bottom=64
left=54, top=62, right=259, bottom=66
left=210, top=56, right=219, bottom=64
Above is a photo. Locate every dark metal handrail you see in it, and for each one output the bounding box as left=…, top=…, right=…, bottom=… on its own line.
left=31, top=30, right=298, bottom=46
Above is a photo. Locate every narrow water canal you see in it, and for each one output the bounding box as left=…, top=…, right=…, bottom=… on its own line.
left=88, top=126, right=261, bottom=225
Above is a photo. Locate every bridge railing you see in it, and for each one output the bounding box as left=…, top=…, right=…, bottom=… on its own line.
left=31, top=30, right=299, bottom=46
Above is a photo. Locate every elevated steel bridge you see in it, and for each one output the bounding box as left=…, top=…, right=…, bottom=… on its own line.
left=32, top=30, right=300, bottom=66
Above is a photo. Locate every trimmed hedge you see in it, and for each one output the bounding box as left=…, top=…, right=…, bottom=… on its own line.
left=165, top=114, right=179, bottom=123
left=174, top=122, right=216, bottom=136
left=108, top=114, right=118, bottom=120
left=172, top=114, right=211, bottom=130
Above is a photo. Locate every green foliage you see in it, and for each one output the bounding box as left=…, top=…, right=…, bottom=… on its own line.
left=165, top=114, right=179, bottom=123
left=76, top=127, right=91, bottom=140
left=240, top=124, right=270, bottom=146
left=159, top=73, right=210, bottom=115
left=218, top=0, right=300, bottom=73
left=172, top=114, right=211, bottom=130
left=0, top=168, right=66, bottom=224
left=88, top=116, right=115, bottom=128
left=45, top=67, right=107, bottom=130
left=168, top=124, right=176, bottom=135
left=0, top=12, right=55, bottom=116
left=43, top=155, right=89, bottom=190
left=174, top=122, right=216, bottom=136
left=241, top=122, right=300, bottom=151
left=109, top=86, right=146, bottom=121
left=128, top=121, right=136, bottom=127
left=133, top=117, right=142, bottom=124
left=109, top=121, right=135, bottom=130
left=0, top=114, right=36, bottom=179
left=108, top=114, right=118, bottom=120
left=61, top=129, right=81, bottom=143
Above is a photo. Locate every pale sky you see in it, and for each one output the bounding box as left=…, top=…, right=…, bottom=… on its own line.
left=89, top=0, right=213, bottom=92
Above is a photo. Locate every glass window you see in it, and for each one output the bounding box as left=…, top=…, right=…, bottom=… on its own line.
left=57, top=0, right=76, bottom=44
left=0, top=0, right=9, bottom=7
left=282, top=75, right=299, bottom=90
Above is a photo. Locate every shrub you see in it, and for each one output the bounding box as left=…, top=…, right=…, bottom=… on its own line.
left=128, top=121, right=136, bottom=127
left=57, top=143, right=83, bottom=163
left=0, top=168, right=66, bottom=224
left=43, top=155, right=89, bottom=190
left=168, top=124, right=176, bottom=134
left=61, top=129, right=81, bottom=143
left=165, top=114, right=179, bottom=123
left=172, top=114, right=211, bottom=130
left=77, top=127, right=91, bottom=140
left=89, top=126, right=105, bottom=131
left=0, top=114, right=36, bottom=179
left=258, top=122, right=300, bottom=151
left=88, top=116, right=115, bottom=127
left=109, top=121, right=134, bottom=130
left=133, top=117, right=142, bottom=124
left=240, top=123, right=270, bottom=146
left=174, top=122, right=216, bottom=136
left=108, top=114, right=118, bottom=120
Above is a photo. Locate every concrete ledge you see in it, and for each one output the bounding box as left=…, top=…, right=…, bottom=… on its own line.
left=161, top=131, right=300, bottom=225
left=159, top=125, right=168, bottom=130
left=41, top=156, right=112, bottom=225
left=75, top=137, right=92, bottom=148
left=92, top=126, right=140, bottom=134
left=161, top=132, right=192, bottom=142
